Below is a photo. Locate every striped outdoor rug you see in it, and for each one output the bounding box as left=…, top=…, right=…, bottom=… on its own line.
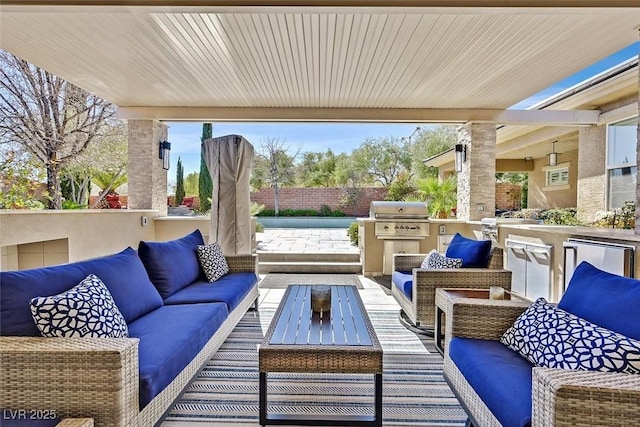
left=162, top=308, right=467, bottom=426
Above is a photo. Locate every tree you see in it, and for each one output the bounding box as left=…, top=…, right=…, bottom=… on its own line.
left=198, top=123, right=213, bottom=212
left=297, top=150, right=337, bottom=187
left=256, top=137, right=298, bottom=216
left=351, top=137, right=412, bottom=187
left=61, top=119, right=128, bottom=208
left=410, top=126, right=458, bottom=179
left=0, top=50, right=115, bottom=209
left=184, top=171, right=199, bottom=196
left=0, top=146, right=47, bottom=209
left=175, top=157, right=185, bottom=206
left=385, top=171, right=416, bottom=201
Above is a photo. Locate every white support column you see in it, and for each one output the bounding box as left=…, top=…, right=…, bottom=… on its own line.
left=636, top=37, right=640, bottom=234
left=127, top=120, right=169, bottom=216
left=456, top=123, right=497, bottom=221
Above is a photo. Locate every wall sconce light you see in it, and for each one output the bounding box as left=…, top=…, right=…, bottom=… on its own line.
left=159, top=140, right=171, bottom=170
left=548, top=141, right=559, bottom=167
left=454, top=143, right=467, bottom=173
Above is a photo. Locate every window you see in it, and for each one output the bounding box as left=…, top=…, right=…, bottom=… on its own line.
left=546, top=167, right=569, bottom=187
left=607, top=116, right=638, bottom=210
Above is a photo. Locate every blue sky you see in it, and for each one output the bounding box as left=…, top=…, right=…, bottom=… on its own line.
left=167, top=42, right=639, bottom=175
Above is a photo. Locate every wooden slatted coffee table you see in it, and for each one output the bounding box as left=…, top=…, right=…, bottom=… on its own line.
left=259, top=285, right=383, bottom=426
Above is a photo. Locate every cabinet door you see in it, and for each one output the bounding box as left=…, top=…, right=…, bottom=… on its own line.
left=506, top=241, right=528, bottom=296
left=525, top=246, right=552, bottom=300
left=383, top=240, right=420, bottom=275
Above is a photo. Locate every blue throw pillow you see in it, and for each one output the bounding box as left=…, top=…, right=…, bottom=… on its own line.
left=445, top=233, right=492, bottom=268
left=1, top=247, right=162, bottom=336
left=559, top=262, right=640, bottom=341
left=501, top=298, right=640, bottom=374
left=30, top=274, right=129, bottom=338
left=138, top=229, right=205, bottom=299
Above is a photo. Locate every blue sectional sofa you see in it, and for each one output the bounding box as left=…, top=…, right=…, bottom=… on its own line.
left=0, top=229, right=259, bottom=426
left=443, top=261, right=640, bottom=427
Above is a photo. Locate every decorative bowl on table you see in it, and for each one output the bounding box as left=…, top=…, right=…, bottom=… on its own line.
left=311, top=285, right=332, bottom=312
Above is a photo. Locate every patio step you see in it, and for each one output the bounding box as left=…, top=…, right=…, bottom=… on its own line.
left=257, top=252, right=362, bottom=274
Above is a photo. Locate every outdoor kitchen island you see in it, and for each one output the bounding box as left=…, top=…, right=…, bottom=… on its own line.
left=258, top=285, right=383, bottom=427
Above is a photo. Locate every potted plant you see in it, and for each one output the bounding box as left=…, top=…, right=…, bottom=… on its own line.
left=415, top=176, right=457, bottom=219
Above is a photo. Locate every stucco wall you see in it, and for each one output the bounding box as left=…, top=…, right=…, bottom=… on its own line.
left=527, top=149, right=578, bottom=209
left=0, top=210, right=158, bottom=271
left=576, top=125, right=607, bottom=222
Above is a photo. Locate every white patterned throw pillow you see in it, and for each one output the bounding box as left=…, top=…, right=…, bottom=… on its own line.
left=30, top=274, right=129, bottom=338
left=501, top=298, right=640, bottom=374
left=197, top=242, right=230, bottom=282
left=420, top=249, right=463, bottom=270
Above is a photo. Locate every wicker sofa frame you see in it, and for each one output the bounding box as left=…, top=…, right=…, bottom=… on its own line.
left=391, top=247, right=512, bottom=330
left=441, top=298, right=640, bottom=426
left=0, top=254, right=259, bottom=427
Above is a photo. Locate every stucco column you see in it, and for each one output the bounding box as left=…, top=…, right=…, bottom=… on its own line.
left=127, top=120, right=169, bottom=216
left=577, top=126, right=607, bottom=223
left=456, top=123, right=496, bottom=221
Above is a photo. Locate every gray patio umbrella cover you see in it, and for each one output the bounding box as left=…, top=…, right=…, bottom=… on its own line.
left=202, top=134, right=255, bottom=255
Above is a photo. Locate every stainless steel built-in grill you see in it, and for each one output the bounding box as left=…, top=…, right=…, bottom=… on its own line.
left=370, top=201, right=430, bottom=240
left=480, top=217, right=539, bottom=243
left=369, top=201, right=430, bottom=275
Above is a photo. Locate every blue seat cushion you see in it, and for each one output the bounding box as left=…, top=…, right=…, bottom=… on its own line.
left=127, top=302, right=228, bottom=409
left=0, top=247, right=163, bottom=336
left=391, top=271, right=413, bottom=299
left=163, top=272, right=258, bottom=311
left=138, top=229, right=205, bottom=299
left=445, top=233, right=492, bottom=268
left=559, top=261, right=640, bottom=341
left=449, top=337, right=533, bottom=427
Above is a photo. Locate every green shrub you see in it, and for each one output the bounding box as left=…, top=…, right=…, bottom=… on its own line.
left=256, top=208, right=347, bottom=217
left=347, top=222, right=359, bottom=246
left=539, top=208, right=581, bottom=226
left=591, top=201, right=636, bottom=229
left=62, top=200, right=84, bottom=209
left=255, top=222, right=265, bottom=233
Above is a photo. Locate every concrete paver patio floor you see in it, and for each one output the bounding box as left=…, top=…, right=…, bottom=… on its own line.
left=256, top=228, right=358, bottom=254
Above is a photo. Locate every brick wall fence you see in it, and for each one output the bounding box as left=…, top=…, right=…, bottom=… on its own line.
left=495, top=183, right=522, bottom=210
left=90, top=184, right=520, bottom=213
left=251, top=187, right=388, bottom=217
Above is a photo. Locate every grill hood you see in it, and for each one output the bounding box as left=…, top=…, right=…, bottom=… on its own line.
left=369, top=201, right=428, bottom=219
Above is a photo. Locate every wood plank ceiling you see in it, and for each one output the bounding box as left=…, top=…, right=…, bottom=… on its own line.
left=0, top=3, right=639, bottom=121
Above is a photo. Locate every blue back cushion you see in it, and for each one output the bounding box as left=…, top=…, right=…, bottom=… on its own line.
left=559, top=261, right=640, bottom=340
left=0, top=247, right=163, bottom=336
left=449, top=337, right=533, bottom=427
left=138, top=229, right=205, bottom=299
left=445, top=233, right=492, bottom=268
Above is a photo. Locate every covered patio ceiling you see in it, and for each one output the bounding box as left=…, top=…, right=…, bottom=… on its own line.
left=1, top=1, right=639, bottom=123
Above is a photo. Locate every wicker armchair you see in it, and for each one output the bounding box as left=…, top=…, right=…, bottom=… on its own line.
left=391, top=247, right=512, bottom=331
left=442, top=298, right=640, bottom=426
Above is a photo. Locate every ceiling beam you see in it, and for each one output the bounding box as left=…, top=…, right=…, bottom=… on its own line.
left=117, top=107, right=601, bottom=125
left=3, top=0, right=640, bottom=7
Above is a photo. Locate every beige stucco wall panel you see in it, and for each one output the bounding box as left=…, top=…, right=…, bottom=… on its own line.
left=0, top=210, right=158, bottom=270
left=499, top=224, right=640, bottom=302
left=577, top=126, right=607, bottom=222
left=154, top=216, right=211, bottom=243
left=527, top=149, right=578, bottom=209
